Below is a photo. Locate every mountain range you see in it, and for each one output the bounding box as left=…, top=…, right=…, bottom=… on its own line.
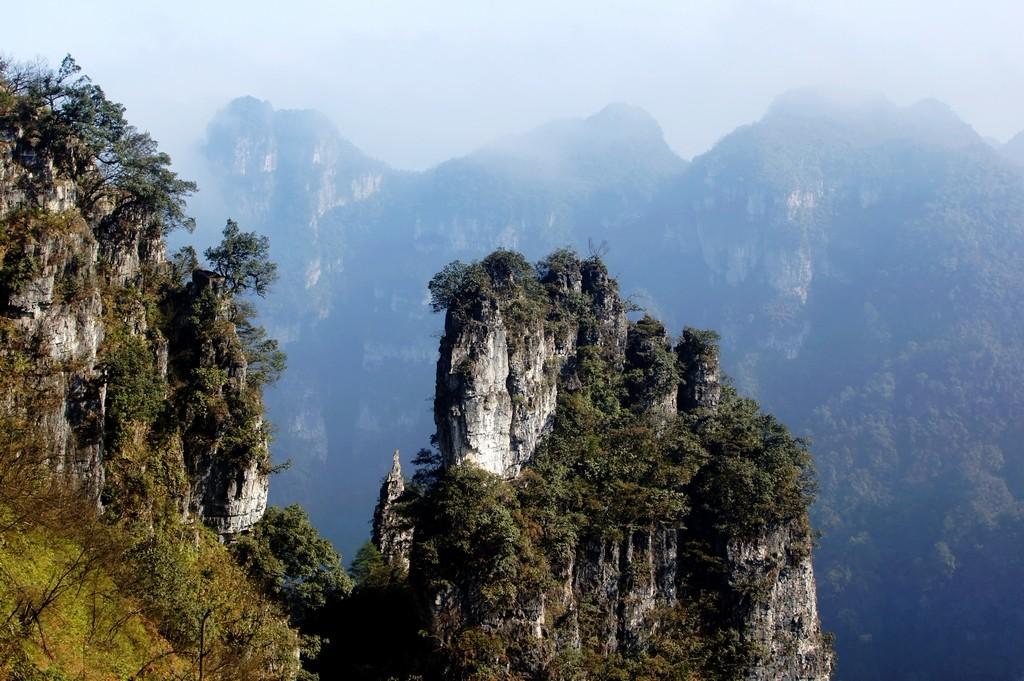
left=198, top=90, right=1024, bottom=681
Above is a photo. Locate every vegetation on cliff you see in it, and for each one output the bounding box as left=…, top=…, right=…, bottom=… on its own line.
left=1, top=56, right=828, bottom=681
left=0, top=57, right=339, bottom=680
left=315, top=249, right=824, bottom=680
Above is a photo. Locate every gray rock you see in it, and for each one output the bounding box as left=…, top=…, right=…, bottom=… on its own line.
left=728, top=521, right=835, bottom=680
left=434, top=256, right=627, bottom=477
left=372, top=450, right=413, bottom=569
left=427, top=251, right=831, bottom=679
left=1, top=119, right=269, bottom=537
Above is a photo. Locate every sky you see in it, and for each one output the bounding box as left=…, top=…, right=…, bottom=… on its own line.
left=4, top=0, right=1024, bottom=171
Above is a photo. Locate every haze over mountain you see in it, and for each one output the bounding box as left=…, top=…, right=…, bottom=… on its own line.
left=6, top=3, right=1024, bottom=678
left=9, top=1, right=1024, bottom=173
left=198, top=97, right=689, bottom=551
left=197, top=89, right=1024, bottom=681
left=1003, top=130, right=1024, bottom=167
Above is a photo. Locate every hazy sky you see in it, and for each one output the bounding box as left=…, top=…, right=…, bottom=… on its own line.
left=4, top=1, right=1024, bottom=170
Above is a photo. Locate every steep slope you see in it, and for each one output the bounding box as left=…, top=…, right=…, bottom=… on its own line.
left=371, top=249, right=832, bottom=680
left=0, top=95, right=270, bottom=538
left=0, top=59, right=298, bottom=678
left=1002, top=129, right=1024, bottom=167
left=203, top=89, right=1024, bottom=681
left=199, top=98, right=687, bottom=555
left=627, top=91, right=1024, bottom=681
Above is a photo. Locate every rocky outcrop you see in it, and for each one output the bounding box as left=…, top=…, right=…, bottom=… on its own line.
left=6, top=220, right=108, bottom=498
left=2, top=133, right=116, bottom=500
left=372, top=450, right=413, bottom=569
left=176, top=269, right=270, bottom=535
left=434, top=254, right=627, bottom=477
left=427, top=250, right=832, bottom=679
left=676, top=327, right=722, bottom=412
left=728, top=520, right=834, bottom=681
left=191, top=453, right=269, bottom=535
left=624, top=316, right=679, bottom=418
left=569, top=526, right=683, bottom=654
left=1, top=115, right=269, bottom=536
left=434, top=298, right=554, bottom=477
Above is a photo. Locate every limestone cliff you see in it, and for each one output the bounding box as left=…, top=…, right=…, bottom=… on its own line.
left=371, top=450, right=413, bottom=569
left=418, top=249, right=833, bottom=680
left=434, top=252, right=627, bottom=477
left=170, top=269, right=271, bottom=535
left=727, top=521, right=833, bottom=681
left=1, top=98, right=268, bottom=536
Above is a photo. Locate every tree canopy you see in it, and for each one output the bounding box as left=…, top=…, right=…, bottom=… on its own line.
left=0, top=55, right=196, bottom=235
left=231, top=505, right=352, bottom=623
left=204, top=219, right=278, bottom=297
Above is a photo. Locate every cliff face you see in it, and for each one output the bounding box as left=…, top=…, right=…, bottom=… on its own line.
left=418, top=250, right=833, bottom=679
left=371, top=450, right=413, bottom=569
left=2, top=131, right=120, bottom=500
left=434, top=255, right=627, bottom=477
left=173, top=270, right=270, bottom=535
left=727, top=521, right=833, bottom=681
left=1, top=113, right=267, bottom=536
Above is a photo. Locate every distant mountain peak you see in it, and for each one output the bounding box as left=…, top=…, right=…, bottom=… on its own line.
left=470, top=103, right=685, bottom=188
left=205, top=97, right=384, bottom=176
left=586, top=102, right=665, bottom=139
left=1002, top=130, right=1024, bottom=167
left=762, top=87, right=982, bottom=150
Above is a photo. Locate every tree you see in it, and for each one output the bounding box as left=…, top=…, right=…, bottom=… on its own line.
left=427, top=259, right=471, bottom=312
left=0, top=55, right=197, bottom=235
left=204, top=219, right=277, bottom=297
left=232, top=301, right=287, bottom=387
left=230, top=505, right=352, bottom=623
left=170, top=245, right=199, bottom=285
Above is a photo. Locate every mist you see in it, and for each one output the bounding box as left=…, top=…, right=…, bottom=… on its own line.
left=5, top=0, right=1024, bottom=174
left=8, top=3, right=1024, bottom=679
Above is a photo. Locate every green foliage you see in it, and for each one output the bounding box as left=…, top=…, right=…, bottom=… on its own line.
left=0, top=239, right=35, bottom=302
left=170, top=244, right=199, bottom=285
left=535, top=247, right=581, bottom=281
left=428, top=250, right=547, bottom=331
left=349, top=541, right=407, bottom=592
left=232, top=505, right=353, bottom=623
left=349, top=541, right=387, bottom=586
left=428, top=259, right=474, bottom=312
left=411, top=463, right=541, bottom=610
left=0, top=504, right=188, bottom=680
left=679, top=326, right=720, bottom=359
left=0, top=209, right=88, bottom=304
left=233, top=300, right=287, bottom=387
left=0, top=56, right=304, bottom=681
left=446, top=628, right=513, bottom=681
left=122, top=525, right=300, bottom=679
left=0, top=56, right=196, bottom=235
left=172, top=287, right=277, bottom=469
left=204, top=219, right=278, bottom=297
left=102, top=334, right=166, bottom=445
left=624, top=315, right=680, bottom=410
left=690, top=388, right=816, bottom=538
left=402, top=250, right=820, bottom=678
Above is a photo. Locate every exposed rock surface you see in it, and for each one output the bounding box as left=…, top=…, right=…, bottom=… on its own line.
left=2, top=134, right=116, bottom=500
left=434, top=256, right=627, bottom=477
left=569, top=526, right=683, bottom=653
left=676, top=327, right=723, bottom=411
left=427, top=251, right=832, bottom=679
left=1, top=116, right=268, bottom=536
left=174, top=270, right=271, bottom=535
left=192, top=454, right=269, bottom=535
left=372, top=449, right=413, bottom=568
left=728, top=520, right=833, bottom=681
